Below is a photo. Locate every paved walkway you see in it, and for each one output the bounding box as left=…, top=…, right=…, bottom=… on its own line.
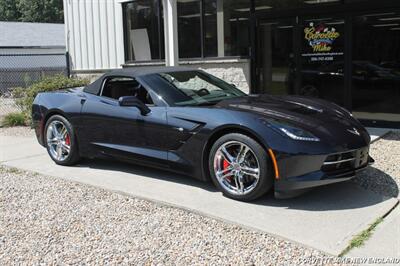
left=347, top=204, right=400, bottom=260
left=0, top=135, right=398, bottom=256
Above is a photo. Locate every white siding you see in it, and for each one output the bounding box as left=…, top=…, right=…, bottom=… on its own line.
left=64, top=0, right=125, bottom=71
left=85, top=0, right=95, bottom=69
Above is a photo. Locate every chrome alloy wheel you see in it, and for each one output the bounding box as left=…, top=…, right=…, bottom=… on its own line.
left=46, top=120, right=71, bottom=161
left=213, top=141, right=260, bottom=195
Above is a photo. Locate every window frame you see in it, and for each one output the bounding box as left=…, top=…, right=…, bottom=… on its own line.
left=122, top=0, right=252, bottom=62
left=122, top=0, right=165, bottom=63
left=99, top=75, right=157, bottom=106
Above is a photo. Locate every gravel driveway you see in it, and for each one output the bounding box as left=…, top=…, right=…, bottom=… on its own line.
left=0, top=126, right=34, bottom=137
left=0, top=167, right=324, bottom=265
left=352, top=132, right=400, bottom=198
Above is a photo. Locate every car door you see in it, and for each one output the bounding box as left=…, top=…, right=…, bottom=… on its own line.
left=79, top=76, right=170, bottom=167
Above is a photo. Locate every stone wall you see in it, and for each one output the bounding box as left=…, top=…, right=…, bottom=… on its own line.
left=179, top=59, right=251, bottom=94
left=74, top=58, right=251, bottom=94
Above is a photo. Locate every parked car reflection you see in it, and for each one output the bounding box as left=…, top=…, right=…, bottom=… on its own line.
left=288, top=61, right=400, bottom=108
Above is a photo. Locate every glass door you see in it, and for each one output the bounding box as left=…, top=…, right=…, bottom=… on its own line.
left=256, top=18, right=295, bottom=95
left=257, top=16, right=347, bottom=108
left=299, top=17, right=347, bottom=106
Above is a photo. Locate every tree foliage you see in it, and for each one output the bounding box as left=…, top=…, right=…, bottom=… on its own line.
left=0, top=0, right=21, bottom=21
left=0, top=0, right=63, bottom=23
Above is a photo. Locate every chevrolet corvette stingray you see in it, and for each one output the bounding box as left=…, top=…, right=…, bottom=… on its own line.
left=32, top=67, right=373, bottom=201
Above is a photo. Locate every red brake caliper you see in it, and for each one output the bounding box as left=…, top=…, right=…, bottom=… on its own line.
left=65, top=134, right=70, bottom=146
left=223, top=159, right=231, bottom=180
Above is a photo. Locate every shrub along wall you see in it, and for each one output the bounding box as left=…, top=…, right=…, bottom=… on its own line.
left=13, top=75, right=89, bottom=124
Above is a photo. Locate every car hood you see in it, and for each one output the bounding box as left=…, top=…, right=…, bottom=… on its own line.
left=215, top=94, right=370, bottom=147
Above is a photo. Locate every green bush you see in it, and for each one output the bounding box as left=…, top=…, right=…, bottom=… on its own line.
left=1, top=112, right=27, bottom=127
left=16, top=75, right=89, bottom=122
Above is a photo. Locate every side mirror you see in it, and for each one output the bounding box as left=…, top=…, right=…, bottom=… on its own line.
left=118, top=96, right=151, bottom=116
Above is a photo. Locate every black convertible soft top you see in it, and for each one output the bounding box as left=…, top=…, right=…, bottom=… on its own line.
left=83, top=66, right=196, bottom=95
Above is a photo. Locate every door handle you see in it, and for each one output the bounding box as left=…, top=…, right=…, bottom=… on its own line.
left=80, top=98, right=86, bottom=105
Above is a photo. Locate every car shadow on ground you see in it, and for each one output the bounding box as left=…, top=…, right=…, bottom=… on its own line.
left=352, top=167, right=399, bottom=199
left=74, top=159, right=398, bottom=212
left=252, top=168, right=398, bottom=212
left=381, top=131, right=400, bottom=142
left=76, top=158, right=219, bottom=193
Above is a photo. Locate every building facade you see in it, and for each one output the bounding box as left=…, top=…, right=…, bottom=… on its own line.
left=64, top=0, right=400, bottom=127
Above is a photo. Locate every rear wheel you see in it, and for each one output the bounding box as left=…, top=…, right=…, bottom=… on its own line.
left=44, top=115, right=80, bottom=166
left=208, top=133, right=273, bottom=201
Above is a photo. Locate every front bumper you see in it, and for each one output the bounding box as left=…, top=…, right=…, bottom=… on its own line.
left=274, top=146, right=374, bottom=198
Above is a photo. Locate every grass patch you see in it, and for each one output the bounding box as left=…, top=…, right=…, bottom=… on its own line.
left=0, top=166, right=22, bottom=174
left=5, top=167, right=21, bottom=174
left=1, top=112, right=27, bottom=127
left=339, top=217, right=383, bottom=256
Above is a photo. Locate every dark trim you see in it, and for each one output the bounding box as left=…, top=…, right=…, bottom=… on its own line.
left=0, top=53, right=66, bottom=56
left=122, top=2, right=129, bottom=62
left=66, top=52, right=71, bottom=78
left=344, top=14, right=352, bottom=110
left=124, top=59, right=165, bottom=64
left=0, top=46, right=65, bottom=49
left=294, top=16, right=302, bottom=96
left=255, top=0, right=400, bottom=20
left=157, top=0, right=164, bottom=59
left=72, top=69, right=117, bottom=74
left=178, top=56, right=250, bottom=61
left=200, top=0, right=205, bottom=58
left=124, top=56, right=250, bottom=65
left=249, top=0, right=256, bottom=93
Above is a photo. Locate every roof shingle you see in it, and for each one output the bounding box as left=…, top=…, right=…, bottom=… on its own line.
left=0, top=21, right=65, bottom=48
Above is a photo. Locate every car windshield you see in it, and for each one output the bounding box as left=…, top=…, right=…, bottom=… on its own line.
left=158, top=71, right=246, bottom=106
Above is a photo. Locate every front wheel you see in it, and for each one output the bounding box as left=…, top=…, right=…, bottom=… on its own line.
left=44, top=115, right=80, bottom=166
left=208, top=133, right=273, bottom=201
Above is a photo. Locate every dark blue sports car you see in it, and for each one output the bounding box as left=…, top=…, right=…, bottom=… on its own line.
left=32, top=67, right=373, bottom=201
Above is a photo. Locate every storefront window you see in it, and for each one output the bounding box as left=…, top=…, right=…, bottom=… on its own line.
left=177, top=0, right=218, bottom=58
left=123, top=0, right=250, bottom=60
left=352, top=13, right=400, bottom=122
left=176, top=0, right=251, bottom=58
left=204, top=0, right=218, bottom=57
left=177, top=0, right=202, bottom=58
left=300, top=17, right=346, bottom=105
left=123, top=1, right=163, bottom=62
left=257, top=19, right=295, bottom=94
left=223, top=0, right=251, bottom=56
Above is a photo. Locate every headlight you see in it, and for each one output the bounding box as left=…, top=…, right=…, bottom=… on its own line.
left=266, top=120, right=320, bottom=142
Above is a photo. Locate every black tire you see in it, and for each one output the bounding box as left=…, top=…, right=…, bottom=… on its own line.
left=44, top=115, right=80, bottom=166
left=208, top=133, right=273, bottom=201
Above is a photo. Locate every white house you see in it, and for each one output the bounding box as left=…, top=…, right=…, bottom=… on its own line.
left=0, top=21, right=65, bottom=54
left=0, top=22, right=67, bottom=91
